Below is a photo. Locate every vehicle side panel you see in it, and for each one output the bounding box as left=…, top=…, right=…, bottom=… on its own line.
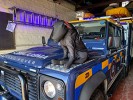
left=74, top=50, right=125, bottom=100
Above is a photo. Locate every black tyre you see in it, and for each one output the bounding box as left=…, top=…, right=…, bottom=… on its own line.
left=90, top=89, right=105, bottom=100
left=126, top=65, right=130, bottom=77
left=122, top=64, right=129, bottom=78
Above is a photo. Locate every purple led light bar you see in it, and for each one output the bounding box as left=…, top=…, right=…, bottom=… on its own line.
left=11, top=7, right=59, bottom=28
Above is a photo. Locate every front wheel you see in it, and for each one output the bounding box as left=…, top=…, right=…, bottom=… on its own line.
left=90, top=89, right=105, bottom=100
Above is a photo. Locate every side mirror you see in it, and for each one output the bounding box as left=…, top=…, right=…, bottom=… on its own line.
left=42, top=36, right=46, bottom=46
left=113, top=37, right=120, bottom=48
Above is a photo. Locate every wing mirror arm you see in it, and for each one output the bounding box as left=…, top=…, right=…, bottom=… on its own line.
left=42, top=36, right=46, bottom=46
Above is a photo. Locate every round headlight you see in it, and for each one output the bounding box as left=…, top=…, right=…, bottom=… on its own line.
left=44, top=81, right=56, bottom=98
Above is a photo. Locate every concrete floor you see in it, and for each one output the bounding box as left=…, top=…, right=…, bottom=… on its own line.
left=110, top=63, right=133, bottom=100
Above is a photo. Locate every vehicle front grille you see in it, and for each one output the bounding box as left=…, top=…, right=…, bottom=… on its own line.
left=4, top=71, right=38, bottom=100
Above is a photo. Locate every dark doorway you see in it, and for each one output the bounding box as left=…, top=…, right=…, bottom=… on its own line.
left=0, top=12, right=15, bottom=50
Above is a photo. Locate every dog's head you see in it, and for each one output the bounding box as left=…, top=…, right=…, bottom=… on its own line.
left=50, top=20, right=73, bottom=42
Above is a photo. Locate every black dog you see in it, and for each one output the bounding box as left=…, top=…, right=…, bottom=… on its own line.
left=50, top=20, right=88, bottom=69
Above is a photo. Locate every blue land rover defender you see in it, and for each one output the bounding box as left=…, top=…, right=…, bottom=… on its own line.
left=0, top=18, right=126, bottom=100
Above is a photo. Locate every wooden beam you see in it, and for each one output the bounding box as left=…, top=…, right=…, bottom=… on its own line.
left=76, top=0, right=132, bottom=11
left=64, top=0, right=76, bottom=5
left=77, top=0, right=85, bottom=4
left=75, top=0, right=85, bottom=10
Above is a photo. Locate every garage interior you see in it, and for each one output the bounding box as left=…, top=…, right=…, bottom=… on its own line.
left=0, top=0, right=133, bottom=100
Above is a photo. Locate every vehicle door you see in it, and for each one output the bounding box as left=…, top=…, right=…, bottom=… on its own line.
left=107, top=22, right=124, bottom=85
left=130, top=23, right=133, bottom=58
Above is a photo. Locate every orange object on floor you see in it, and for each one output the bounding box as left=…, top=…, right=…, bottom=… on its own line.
left=109, top=63, right=133, bottom=100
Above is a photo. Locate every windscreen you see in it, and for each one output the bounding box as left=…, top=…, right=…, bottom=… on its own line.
left=72, top=20, right=106, bottom=40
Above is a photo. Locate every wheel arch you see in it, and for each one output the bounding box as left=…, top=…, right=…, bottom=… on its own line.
left=79, top=71, right=107, bottom=100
